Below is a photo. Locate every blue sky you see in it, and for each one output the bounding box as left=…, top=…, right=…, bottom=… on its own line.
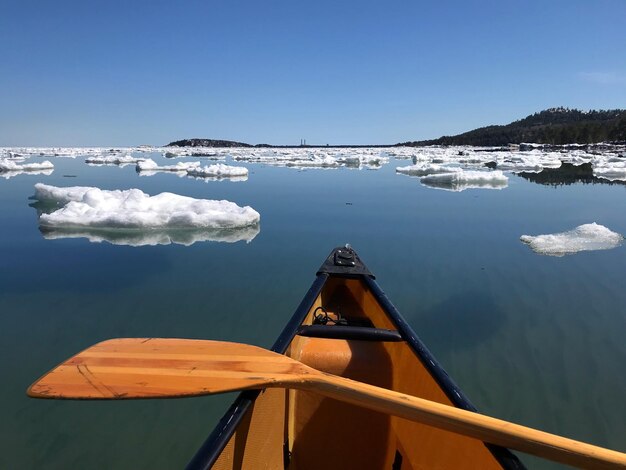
left=1, top=0, right=625, bottom=146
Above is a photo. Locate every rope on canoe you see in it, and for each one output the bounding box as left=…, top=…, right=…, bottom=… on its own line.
left=313, top=306, right=348, bottom=326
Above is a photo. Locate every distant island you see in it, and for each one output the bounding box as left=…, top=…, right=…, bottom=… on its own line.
left=166, top=138, right=390, bottom=149
left=167, top=139, right=254, bottom=148
left=167, top=108, right=626, bottom=148
left=400, top=107, right=626, bottom=147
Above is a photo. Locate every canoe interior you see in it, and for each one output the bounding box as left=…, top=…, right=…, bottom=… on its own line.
left=211, top=276, right=512, bottom=470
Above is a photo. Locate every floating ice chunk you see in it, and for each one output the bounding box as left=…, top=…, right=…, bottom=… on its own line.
left=594, top=168, right=626, bottom=182
left=232, top=153, right=292, bottom=164
left=495, top=153, right=562, bottom=173
left=285, top=156, right=340, bottom=168
left=420, top=170, right=508, bottom=192
left=162, top=147, right=228, bottom=159
left=396, top=164, right=461, bottom=176
left=335, top=155, right=389, bottom=167
left=136, top=160, right=247, bottom=180
left=497, top=161, right=544, bottom=173
left=388, top=150, right=415, bottom=160
left=136, top=158, right=201, bottom=173
left=520, top=223, right=623, bottom=256
left=593, top=163, right=626, bottom=182
left=0, top=159, right=54, bottom=172
left=561, top=155, right=593, bottom=166
left=33, top=184, right=260, bottom=230
left=3, top=153, right=26, bottom=161
left=164, top=149, right=193, bottom=158
left=85, top=154, right=142, bottom=165
left=186, top=163, right=248, bottom=178
left=39, top=225, right=259, bottom=246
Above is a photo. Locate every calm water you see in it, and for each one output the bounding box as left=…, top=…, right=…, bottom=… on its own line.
left=1, top=153, right=625, bottom=469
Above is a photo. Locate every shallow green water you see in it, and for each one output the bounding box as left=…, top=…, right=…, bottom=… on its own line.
left=1, top=154, right=625, bottom=469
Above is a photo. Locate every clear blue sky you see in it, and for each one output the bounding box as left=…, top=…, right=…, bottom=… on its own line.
left=1, top=0, right=625, bottom=146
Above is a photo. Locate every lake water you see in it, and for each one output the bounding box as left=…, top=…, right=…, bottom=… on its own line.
left=1, top=150, right=625, bottom=469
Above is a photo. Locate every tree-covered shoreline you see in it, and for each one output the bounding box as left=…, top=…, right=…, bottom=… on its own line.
left=401, top=108, right=626, bottom=147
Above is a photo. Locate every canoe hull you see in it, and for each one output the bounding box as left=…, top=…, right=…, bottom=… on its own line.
left=188, top=247, right=525, bottom=469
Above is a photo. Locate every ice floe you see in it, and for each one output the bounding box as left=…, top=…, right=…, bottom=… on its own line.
left=0, top=158, right=54, bottom=179
left=520, top=223, right=623, bottom=256
left=420, top=170, right=508, bottom=192
left=85, top=154, right=143, bottom=165
left=186, top=163, right=249, bottom=178
left=335, top=154, right=389, bottom=167
left=0, top=158, right=54, bottom=172
left=33, top=183, right=260, bottom=231
left=136, top=158, right=201, bottom=173
left=135, top=159, right=248, bottom=180
left=592, top=162, right=626, bottom=182
left=396, top=163, right=461, bottom=177
left=494, top=153, right=562, bottom=173
left=593, top=167, right=626, bottom=182
left=164, top=147, right=226, bottom=159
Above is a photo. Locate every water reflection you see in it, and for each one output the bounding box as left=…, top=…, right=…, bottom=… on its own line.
left=420, top=173, right=508, bottom=192
left=518, top=163, right=626, bottom=187
left=37, top=225, right=260, bottom=246
left=0, top=169, right=54, bottom=179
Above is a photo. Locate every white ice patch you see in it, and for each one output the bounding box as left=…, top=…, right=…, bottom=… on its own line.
left=33, top=184, right=260, bottom=230
left=85, top=154, right=142, bottom=165
left=186, top=163, right=248, bottom=178
left=0, top=158, right=54, bottom=172
left=285, top=156, right=340, bottom=168
left=420, top=170, right=508, bottom=192
left=495, top=152, right=562, bottom=173
left=396, top=164, right=461, bottom=176
left=593, top=162, right=626, bottom=182
left=136, top=160, right=248, bottom=180
left=163, top=147, right=226, bottom=160
left=136, top=158, right=201, bottom=173
left=520, top=223, right=623, bottom=256
left=335, top=154, right=389, bottom=167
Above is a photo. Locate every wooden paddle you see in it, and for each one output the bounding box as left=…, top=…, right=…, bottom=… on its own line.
left=28, top=338, right=626, bottom=469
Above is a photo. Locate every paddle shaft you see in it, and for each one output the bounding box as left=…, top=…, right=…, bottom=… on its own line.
left=282, top=373, right=626, bottom=470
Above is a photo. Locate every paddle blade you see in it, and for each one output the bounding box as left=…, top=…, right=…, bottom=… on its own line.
left=27, top=338, right=309, bottom=399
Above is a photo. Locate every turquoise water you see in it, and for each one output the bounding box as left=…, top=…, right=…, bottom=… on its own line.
left=1, top=154, right=625, bottom=469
